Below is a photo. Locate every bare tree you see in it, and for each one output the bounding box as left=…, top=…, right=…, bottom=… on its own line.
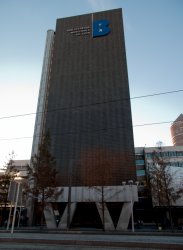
left=26, top=132, right=60, bottom=227
left=78, top=148, right=113, bottom=231
left=0, top=152, right=17, bottom=225
left=148, top=150, right=183, bottom=229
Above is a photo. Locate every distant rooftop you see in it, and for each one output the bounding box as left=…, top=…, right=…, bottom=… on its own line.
left=175, top=113, right=183, bottom=122
left=14, top=159, right=30, bottom=166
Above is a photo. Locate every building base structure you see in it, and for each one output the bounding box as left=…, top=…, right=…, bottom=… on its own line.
left=42, top=185, right=138, bottom=231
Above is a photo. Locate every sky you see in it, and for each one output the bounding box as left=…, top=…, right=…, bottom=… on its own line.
left=0, top=0, right=183, bottom=167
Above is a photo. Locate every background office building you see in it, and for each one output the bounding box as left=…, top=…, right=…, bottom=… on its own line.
left=31, top=9, right=137, bottom=230
left=135, top=146, right=183, bottom=228
left=171, top=114, right=183, bottom=146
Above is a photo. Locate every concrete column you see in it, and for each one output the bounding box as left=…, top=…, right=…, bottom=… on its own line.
left=116, top=202, right=132, bottom=231
left=96, top=202, right=115, bottom=231
left=58, top=202, right=76, bottom=229
left=44, top=203, right=57, bottom=229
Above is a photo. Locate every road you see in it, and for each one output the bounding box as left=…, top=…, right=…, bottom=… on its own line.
left=0, top=231, right=183, bottom=249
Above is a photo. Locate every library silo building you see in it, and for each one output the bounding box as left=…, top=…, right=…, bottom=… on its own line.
left=31, top=9, right=138, bottom=230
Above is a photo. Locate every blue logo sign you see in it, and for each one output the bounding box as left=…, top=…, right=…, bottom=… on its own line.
left=93, top=20, right=110, bottom=38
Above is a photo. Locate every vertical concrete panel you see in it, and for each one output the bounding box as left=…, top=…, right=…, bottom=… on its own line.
left=96, top=202, right=115, bottom=231
left=58, top=202, right=76, bottom=229
left=44, top=203, right=57, bottom=229
left=116, top=202, right=132, bottom=231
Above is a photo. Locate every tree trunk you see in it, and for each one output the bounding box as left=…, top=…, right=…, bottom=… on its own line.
left=40, top=190, right=45, bottom=229
left=168, top=205, right=173, bottom=230
left=102, top=186, right=105, bottom=231
left=67, top=185, right=71, bottom=230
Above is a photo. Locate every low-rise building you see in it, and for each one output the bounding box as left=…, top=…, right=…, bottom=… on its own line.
left=135, top=146, right=183, bottom=228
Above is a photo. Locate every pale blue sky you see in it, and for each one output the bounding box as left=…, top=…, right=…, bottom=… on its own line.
left=0, top=0, right=183, bottom=165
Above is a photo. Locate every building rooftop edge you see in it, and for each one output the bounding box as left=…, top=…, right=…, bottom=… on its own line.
left=56, top=8, right=122, bottom=21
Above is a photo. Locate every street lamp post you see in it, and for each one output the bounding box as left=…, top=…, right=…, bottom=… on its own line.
left=11, top=176, right=22, bottom=234
left=128, top=180, right=134, bottom=232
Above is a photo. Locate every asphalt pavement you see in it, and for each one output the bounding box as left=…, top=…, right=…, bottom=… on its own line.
left=0, top=230, right=183, bottom=249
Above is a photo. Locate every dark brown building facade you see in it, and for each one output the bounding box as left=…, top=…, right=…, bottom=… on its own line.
left=32, top=9, right=136, bottom=186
